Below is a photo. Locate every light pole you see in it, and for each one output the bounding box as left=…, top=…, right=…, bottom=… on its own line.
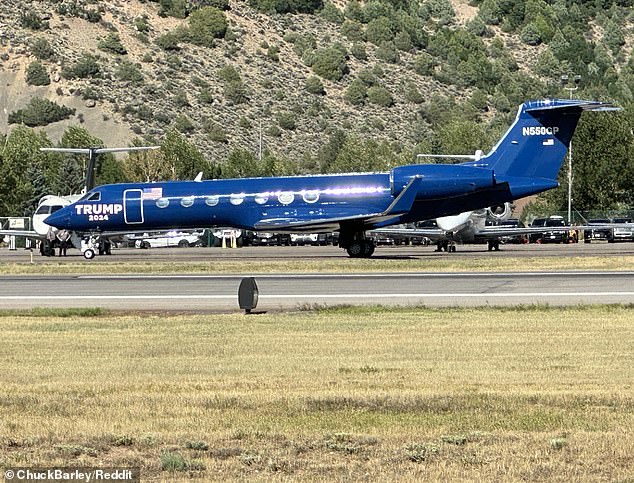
left=561, top=75, right=581, bottom=224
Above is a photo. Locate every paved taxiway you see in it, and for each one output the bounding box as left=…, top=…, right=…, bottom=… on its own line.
left=2, top=271, right=634, bottom=311
left=1, top=243, right=634, bottom=311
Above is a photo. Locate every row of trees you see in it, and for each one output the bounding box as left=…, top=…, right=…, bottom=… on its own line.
left=2, top=103, right=633, bottom=218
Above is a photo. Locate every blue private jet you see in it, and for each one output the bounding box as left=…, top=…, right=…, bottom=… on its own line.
left=45, top=99, right=616, bottom=259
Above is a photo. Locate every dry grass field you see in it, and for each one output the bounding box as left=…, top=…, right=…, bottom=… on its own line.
left=1, top=305, right=633, bottom=481
left=2, top=254, right=634, bottom=275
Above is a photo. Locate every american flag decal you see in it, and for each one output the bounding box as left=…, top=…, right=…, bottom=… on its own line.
left=543, top=139, right=554, bottom=146
left=142, top=187, right=163, bottom=199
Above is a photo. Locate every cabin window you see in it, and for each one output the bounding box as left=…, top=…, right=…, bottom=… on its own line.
left=180, top=196, right=195, bottom=208
left=156, top=198, right=170, bottom=208
left=230, top=193, right=245, bottom=206
left=205, top=195, right=219, bottom=207
left=254, top=193, right=269, bottom=205
left=278, top=191, right=294, bottom=205
left=302, top=190, right=319, bottom=204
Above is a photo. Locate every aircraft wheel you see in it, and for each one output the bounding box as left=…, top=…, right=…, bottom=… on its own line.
left=362, top=240, right=375, bottom=257
left=346, top=242, right=364, bottom=258
left=178, top=239, right=189, bottom=248
left=450, top=245, right=457, bottom=253
left=83, top=249, right=95, bottom=260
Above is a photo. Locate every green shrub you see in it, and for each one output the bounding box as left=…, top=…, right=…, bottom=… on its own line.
left=98, top=33, right=127, bottom=55
left=344, top=78, right=367, bottom=106
left=20, top=12, right=48, bottom=30
left=160, top=451, right=205, bottom=471
left=404, top=82, right=423, bottom=104
left=200, top=0, right=230, bottom=10
left=267, top=125, right=282, bottom=137
left=155, top=32, right=181, bottom=50
left=188, top=7, right=227, bottom=47
left=158, top=0, right=188, bottom=18
left=174, top=90, right=190, bottom=107
left=394, top=31, right=412, bottom=51
left=204, top=121, right=228, bottom=143
left=173, top=114, right=196, bottom=133
left=320, top=2, right=344, bottom=24
left=365, top=17, right=393, bottom=45
left=218, top=65, right=247, bottom=104
left=305, top=76, right=325, bottom=95
left=31, top=38, right=54, bottom=60
left=249, top=0, right=323, bottom=14
left=8, top=97, right=75, bottom=127
left=134, top=15, right=151, bottom=32
left=185, top=440, right=209, bottom=451
left=367, top=85, right=394, bottom=107
left=25, top=61, right=50, bottom=86
left=277, top=112, right=297, bottom=130
left=61, top=54, right=100, bottom=79
left=350, top=42, right=367, bottom=60
left=312, top=45, right=348, bottom=81
left=341, top=20, right=365, bottom=42
left=117, top=61, right=143, bottom=83
left=414, top=52, right=434, bottom=76
left=520, top=23, right=541, bottom=46
left=376, top=41, right=400, bottom=63
left=198, top=89, right=214, bottom=104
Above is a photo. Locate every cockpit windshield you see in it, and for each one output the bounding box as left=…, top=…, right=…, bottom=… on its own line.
left=35, top=205, right=64, bottom=215
left=79, top=191, right=101, bottom=202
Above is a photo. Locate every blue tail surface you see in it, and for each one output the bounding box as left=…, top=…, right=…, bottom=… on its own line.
left=471, top=99, right=616, bottom=198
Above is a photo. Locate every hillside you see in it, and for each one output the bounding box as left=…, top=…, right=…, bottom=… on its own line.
left=1, top=0, right=633, bottom=174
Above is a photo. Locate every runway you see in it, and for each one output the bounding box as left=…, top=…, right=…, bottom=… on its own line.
left=2, top=271, right=634, bottom=311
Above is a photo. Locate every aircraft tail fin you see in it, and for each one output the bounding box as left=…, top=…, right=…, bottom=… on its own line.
left=473, top=99, right=616, bottom=185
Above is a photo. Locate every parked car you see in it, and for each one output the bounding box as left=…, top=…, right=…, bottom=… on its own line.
left=530, top=216, right=576, bottom=244
left=610, top=217, right=634, bottom=242
left=583, top=219, right=611, bottom=243
left=243, top=231, right=291, bottom=246
left=290, top=233, right=329, bottom=246
left=529, top=217, right=547, bottom=243
left=135, top=231, right=202, bottom=249
left=492, top=218, right=527, bottom=244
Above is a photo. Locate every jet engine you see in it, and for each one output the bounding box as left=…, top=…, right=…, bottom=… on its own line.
left=486, top=202, right=512, bottom=221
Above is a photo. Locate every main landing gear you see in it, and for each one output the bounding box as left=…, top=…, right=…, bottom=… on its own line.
left=435, top=240, right=457, bottom=253
left=339, top=230, right=376, bottom=258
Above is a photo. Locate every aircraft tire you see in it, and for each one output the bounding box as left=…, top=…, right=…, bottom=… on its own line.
left=346, top=242, right=364, bottom=258
left=178, top=239, right=189, bottom=248
left=83, top=249, right=95, bottom=260
left=363, top=240, right=375, bottom=257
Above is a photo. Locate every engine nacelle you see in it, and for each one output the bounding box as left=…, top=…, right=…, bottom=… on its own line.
left=486, top=202, right=512, bottom=221
left=390, top=164, right=495, bottom=198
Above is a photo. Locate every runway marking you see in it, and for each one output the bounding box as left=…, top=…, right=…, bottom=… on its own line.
left=4, top=292, right=634, bottom=300
left=75, top=271, right=634, bottom=280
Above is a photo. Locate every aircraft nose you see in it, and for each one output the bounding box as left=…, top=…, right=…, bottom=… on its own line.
left=44, top=208, right=70, bottom=229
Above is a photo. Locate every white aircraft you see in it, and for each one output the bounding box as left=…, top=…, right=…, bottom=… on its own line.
left=0, top=146, right=158, bottom=255
left=372, top=202, right=581, bottom=252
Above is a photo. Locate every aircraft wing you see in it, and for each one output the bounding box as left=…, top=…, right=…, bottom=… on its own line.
left=371, top=226, right=447, bottom=242
left=472, top=225, right=571, bottom=240
left=253, top=176, right=423, bottom=232
left=0, top=229, right=42, bottom=239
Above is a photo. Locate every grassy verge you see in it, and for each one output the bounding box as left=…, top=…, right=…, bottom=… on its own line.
left=1, top=305, right=633, bottom=480
left=1, top=255, right=634, bottom=275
